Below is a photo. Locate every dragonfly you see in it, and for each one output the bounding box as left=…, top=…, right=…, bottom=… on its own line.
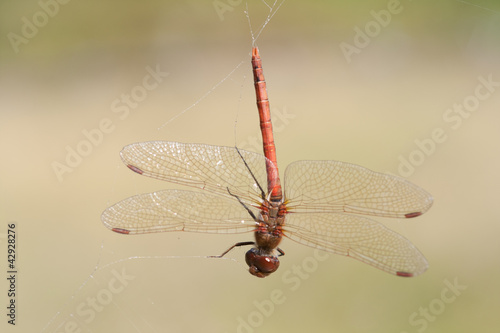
left=102, top=47, right=433, bottom=278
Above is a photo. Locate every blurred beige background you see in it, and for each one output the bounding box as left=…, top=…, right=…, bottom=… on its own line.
left=1, top=0, right=499, bottom=332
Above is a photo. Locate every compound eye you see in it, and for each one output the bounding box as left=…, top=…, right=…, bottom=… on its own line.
left=245, top=249, right=280, bottom=278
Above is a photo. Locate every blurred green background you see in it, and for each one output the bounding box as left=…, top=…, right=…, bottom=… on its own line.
left=1, top=0, right=499, bottom=332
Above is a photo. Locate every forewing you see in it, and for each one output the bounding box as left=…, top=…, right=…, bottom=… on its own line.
left=120, top=142, right=272, bottom=205
left=284, top=160, right=433, bottom=218
left=101, top=190, right=257, bottom=235
left=284, top=213, right=428, bottom=276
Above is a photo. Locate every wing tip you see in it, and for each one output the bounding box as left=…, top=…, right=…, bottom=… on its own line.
left=112, top=228, right=131, bottom=235
left=405, top=211, right=423, bottom=218
left=126, top=164, right=144, bottom=175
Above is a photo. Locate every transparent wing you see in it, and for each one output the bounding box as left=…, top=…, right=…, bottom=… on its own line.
left=284, top=213, right=428, bottom=276
left=120, top=142, right=273, bottom=206
left=284, top=160, right=433, bottom=218
left=101, top=189, right=257, bottom=235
